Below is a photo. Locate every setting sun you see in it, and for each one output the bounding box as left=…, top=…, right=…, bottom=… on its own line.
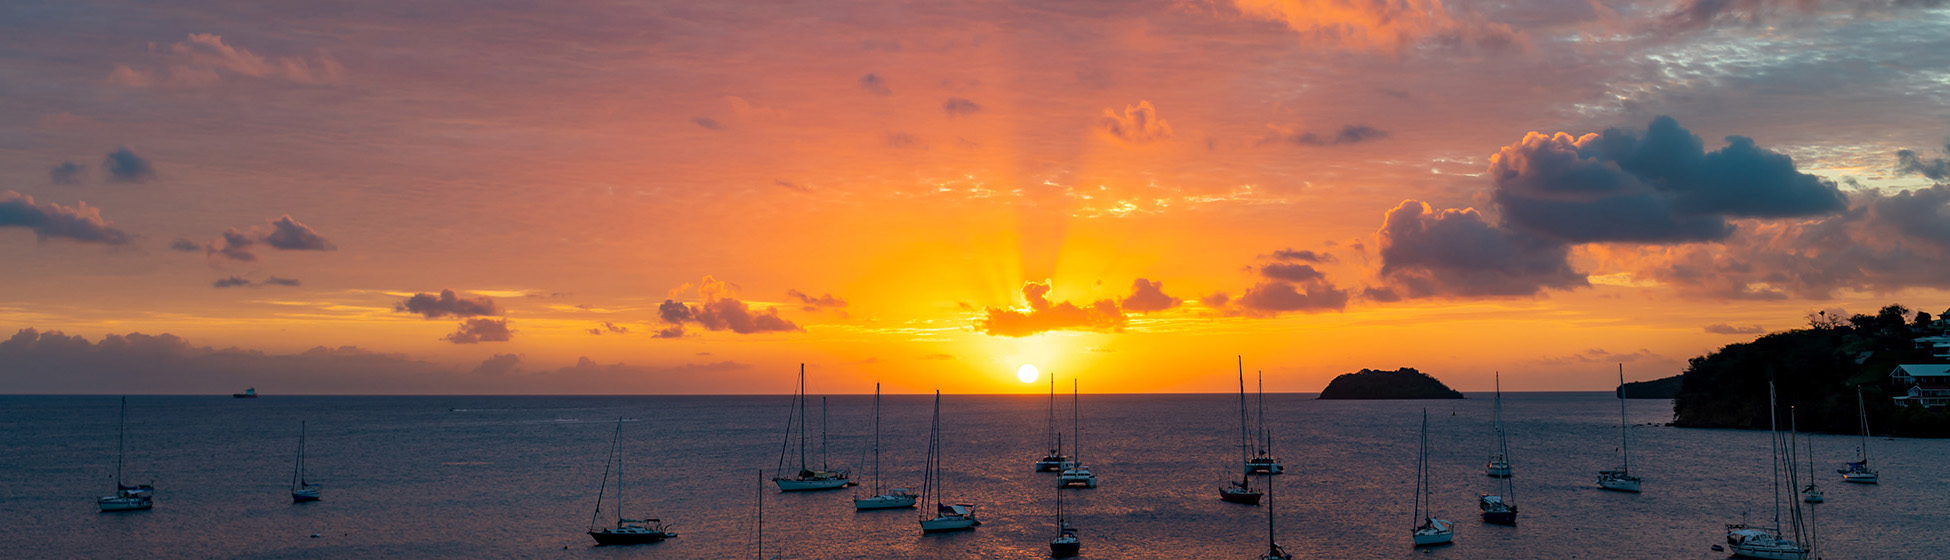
left=1017, top=364, right=1040, bottom=384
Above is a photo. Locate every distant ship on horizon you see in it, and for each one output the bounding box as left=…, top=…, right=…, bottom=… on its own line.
left=232, top=388, right=257, bottom=399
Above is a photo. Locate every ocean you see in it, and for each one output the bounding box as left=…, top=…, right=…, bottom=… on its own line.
left=0, top=393, right=1942, bottom=559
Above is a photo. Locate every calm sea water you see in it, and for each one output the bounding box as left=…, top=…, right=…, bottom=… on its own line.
left=0, top=393, right=1943, bottom=559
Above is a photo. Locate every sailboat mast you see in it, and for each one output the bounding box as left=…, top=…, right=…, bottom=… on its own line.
left=872, top=383, right=882, bottom=494
left=1266, top=470, right=1276, bottom=550
left=822, top=396, right=829, bottom=472
left=1258, top=371, right=1266, bottom=454
left=1617, top=364, right=1630, bottom=475
left=1416, top=409, right=1428, bottom=527
left=1238, top=356, right=1249, bottom=466
left=755, top=469, right=764, bottom=559
left=1788, top=406, right=1806, bottom=544
left=1768, top=381, right=1781, bottom=536
left=292, top=421, right=305, bottom=490
left=798, top=365, right=808, bottom=473
left=618, top=417, right=626, bottom=523
left=1856, top=388, right=1870, bottom=464
left=116, top=396, right=127, bottom=487
left=1048, top=375, right=1058, bottom=455
left=1072, top=376, right=1080, bottom=465
left=591, top=418, right=622, bottom=530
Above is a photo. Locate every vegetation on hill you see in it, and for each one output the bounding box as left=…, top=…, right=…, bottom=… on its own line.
left=1317, top=368, right=1464, bottom=400
left=1619, top=375, right=1683, bottom=399
left=1672, top=304, right=1950, bottom=438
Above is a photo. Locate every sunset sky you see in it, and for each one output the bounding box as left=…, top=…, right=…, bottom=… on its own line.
left=4, top=0, right=1949, bottom=394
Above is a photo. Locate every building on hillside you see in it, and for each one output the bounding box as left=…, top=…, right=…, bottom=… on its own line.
left=1913, top=335, right=1950, bottom=360
left=1889, top=364, right=1950, bottom=408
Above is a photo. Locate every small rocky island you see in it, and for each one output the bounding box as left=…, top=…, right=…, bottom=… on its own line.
left=1317, top=368, right=1464, bottom=400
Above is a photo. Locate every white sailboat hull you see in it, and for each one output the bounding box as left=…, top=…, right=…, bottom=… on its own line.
left=920, top=515, right=980, bottom=532
left=1841, top=471, right=1878, bottom=484
left=1057, top=468, right=1097, bottom=489
left=1727, top=529, right=1809, bottom=560
left=775, top=476, right=851, bottom=492
left=854, top=493, right=917, bottom=510
left=1598, top=472, right=1641, bottom=493
left=1244, top=458, right=1284, bottom=475
left=98, top=495, right=151, bottom=512
left=1412, top=519, right=1452, bottom=546
left=1485, top=460, right=1511, bottom=478
left=1802, top=489, right=1823, bottom=503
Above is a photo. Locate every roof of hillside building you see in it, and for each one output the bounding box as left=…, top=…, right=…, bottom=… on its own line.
left=1891, top=364, right=1950, bottom=377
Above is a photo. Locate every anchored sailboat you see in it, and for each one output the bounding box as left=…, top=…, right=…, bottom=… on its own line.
left=1412, top=409, right=1453, bottom=546
left=1050, top=465, right=1080, bottom=557
left=774, top=364, right=851, bottom=492
left=1246, top=370, right=1284, bottom=475
left=1796, top=407, right=1823, bottom=504
left=919, top=391, right=980, bottom=533
left=1838, top=388, right=1878, bottom=484
left=1057, top=377, right=1098, bottom=489
left=855, top=383, right=917, bottom=510
left=586, top=418, right=677, bottom=546
left=1479, top=374, right=1517, bottom=525
left=291, top=421, right=322, bottom=503
left=1035, top=375, right=1070, bottom=472
left=1220, top=357, right=1262, bottom=505
left=1598, top=364, right=1643, bottom=493
left=1258, top=473, right=1292, bottom=559
left=1723, top=381, right=1815, bottom=560
left=98, top=396, right=153, bottom=512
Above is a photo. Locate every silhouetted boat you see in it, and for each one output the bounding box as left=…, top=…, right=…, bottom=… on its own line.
left=1245, top=369, right=1283, bottom=475
left=1057, top=376, right=1097, bottom=489
left=1050, top=463, right=1080, bottom=557
left=774, top=364, right=851, bottom=492
left=1479, top=373, right=1517, bottom=525
left=919, top=391, right=979, bottom=533
left=1220, top=357, right=1262, bottom=505
left=1723, top=381, right=1814, bottom=560
left=1838, top=388, right=1878, bottom=484
left=1598, top=364, right=1643, bottom=493
left=98, top=396, right=153, bottom=512
left=291, top=421, right=321, bottom=503
left=1413, top=409, right=1453, bottom=546
left=586, top=417, right=675, bottom=546
left=1259, top=473, right=1291, bottom=559
left=1796, top=408, right=1822, bottom=504
left=1035, top=375, right=1070, bottom=472
left=855, top=383, right=916, bottom=510
left=232, top=387, right=257, bottom=398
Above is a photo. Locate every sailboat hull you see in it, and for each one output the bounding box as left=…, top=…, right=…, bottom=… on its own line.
left=1841, top=472, right=1878, bottom=484
left=1598, top=473, right=1642, bottom=493
left=854, top=494, right=917, bottom=509
left=1412, top=526, right=1453, bottom=546
left=1244, top=459, right=1284, bottom=475
left=588, top=529, right=674, bottom=546
left=1485, top=460, right=1511, bottom=478
left=921, top=516, right=980, bottom=533
left=775, top=476, right=851, bottom=492
left=98, top=496, right=151, bottom=512
left=1057, top=469, right=1097, bottom=489
left=1050, top=537, right=1080, bottom=557
left=292, top=490, right=321, bottom=503
left=1220, top=488, right=1262, bottom=504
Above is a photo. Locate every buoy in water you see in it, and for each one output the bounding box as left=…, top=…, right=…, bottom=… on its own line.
left=310, top=534, right=321, bottom=539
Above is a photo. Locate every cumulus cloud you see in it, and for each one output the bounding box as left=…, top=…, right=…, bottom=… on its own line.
left=1095, top=101, right=1173, bottom=145
left=943, top=97, right=982, bottom=116
left=1258, top=124, right=1389, bottom=147
left=1897, top=144, right=1950, bottom=181
left=1257, top=263, right=1325, bottom=283
left=859, top=73, right=891, bottom=95
left=200, top=214, right=336, bottom=261
left=0, top=191, right=132, bottom=245
left=786, top=289, right=847, bottom=312
left=1231, top=0, right=1520, bottom=53
left=169, top=238, right=201, bottom=252
left=588, top=321, right=630, bottom=335
left=50, top=161, right=84, bottom=184
left=102, top=147, right=154, bottom=183
left=977, top=280, right=1127, bottom=337
left=474, top=353, right=522, bottom=375
left=1234, top=279, right=1349, bottom=314
left=395, top=289, right=504, bottom=319
left=444, top=318, right=513, bottom=344
left=656, top=276, right=803, bottom=336
left=1269, top=248, right=1335, bottom=263
left=213, top=276, right=252, bottom=288
left=1704, top=323, right=1766, bottom=334
left=1488, top=116, right=1846, bottom=243
left=106, top=33, right=343, bottom=88
left=1661, top=0, right=1946, bottom=32
left=264, top=276, right=301, bottom=286
left=1120, top=278, right=1182, bottom=313
left=215, top=275, right=298, bottom=288
left=1375, top=200, right=1587, bottom=297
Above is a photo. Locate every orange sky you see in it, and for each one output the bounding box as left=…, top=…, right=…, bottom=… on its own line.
left=3, top=0, right=1950, bottom=394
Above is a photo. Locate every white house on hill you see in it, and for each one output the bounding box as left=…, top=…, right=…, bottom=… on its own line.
left=1889, top=364, right=1950, bottom=408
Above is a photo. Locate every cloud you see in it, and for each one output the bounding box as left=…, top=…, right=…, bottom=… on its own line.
left=1269, top=248, right=1335, bottom=263
left=50, top=161, right=84, bottom=185
left=474, top=353, right=522, bottom=376
left=169, top=238, right=201, bottom=252
left=214, top=275, right=298, bottom=288
left=395, top=289, right=504, bottom=319
left=102, top=147, right=154, bottom=183
left=1660, top=0, right=1946, bottom=32
left=1201, top=292, right=1231, bottom=307
left=1897, top=144, right=1950, bottom=181
left=1234, top=279, right=1349, bottom=314
left=105, top=33, right=343, bottom=88
left=444, top=318, right=513, bottom=344
left=1259, top=124, right=1389, bottom=147
left=1375, top=200, right=1587, bottom=298
left=943, top=97, right=982, bottom=116
left=859, top=73, right=891, bottom=95
left=656, top=276, right=803, bottom=335
left=199, top=214, right=335, bottom=261
left=1488, top=116, right=1846, bottom=243
left=1095, top=101, right=1173, bottom=145
left=1258, top=263, right=1325, bottom=283
left=692, top=117, right=723, bottom=130
left=1231, top=0, right=1520, bottom=53
left=264, top=276, right=301, bottom=286
left=213, top=276, right=252, bottom=288
left=1539, top=347, right=1662, bottom=365
left=1120, top=278, right=1182, bottom=313
left=774, top=179, right=811, bottom=193
left=0, top=191, right=132, bottom=245
left=977, top=280, right=1126, bottom=337
left=786, top=289, right=847, bottom=312
left=588, top=321, right=630, bottom=335
left=884, top=132, right=925, bottom=149
left=1703, top=323, right=1766, bottom=335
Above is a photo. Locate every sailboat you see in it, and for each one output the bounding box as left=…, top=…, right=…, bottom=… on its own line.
left=1598, top=364, right=1643, bottom=492
left=1246, top=369, right=1284, bottom=475
left=291, top=421, right=322, bottom=503
left=1057, top=377, right=1098, bottom=489
left=1035, top=376, right=1070, bottom=472
left=1479, top=374, right=1517, bottom=525
left=1838, top=388, right=1878, bottom=483
left=855, top=383, right=917, bottom=510
left=1258, top=473, right=1292, bottom=559
left=1220, top=358, right=1263, bottom=505
left=1412, top=409, right=1454, bottom=546
left=586, top=418, right=676, bottom=546
left=1723, top=381, right=1815, bottom=560
left=1050, top=466, right=1081, bottom=557
left=1796, top=408, right=1823, bottom=504
left=919, top=391, right=980, bottom=533
left=774, top=364, right=851, bottom=492
left=98, top=396, right=153, bottom=512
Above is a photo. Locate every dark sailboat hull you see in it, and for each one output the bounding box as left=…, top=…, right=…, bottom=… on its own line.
left=1220, top=490, right=1262, bottom=505
left=1481, top=510, right=1516, bottom=525
left=1050, top=541, right=1080, bottom=557
left=588, top=531, right=672, bottom=546
left=292, top=493, right=320, bottom=503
